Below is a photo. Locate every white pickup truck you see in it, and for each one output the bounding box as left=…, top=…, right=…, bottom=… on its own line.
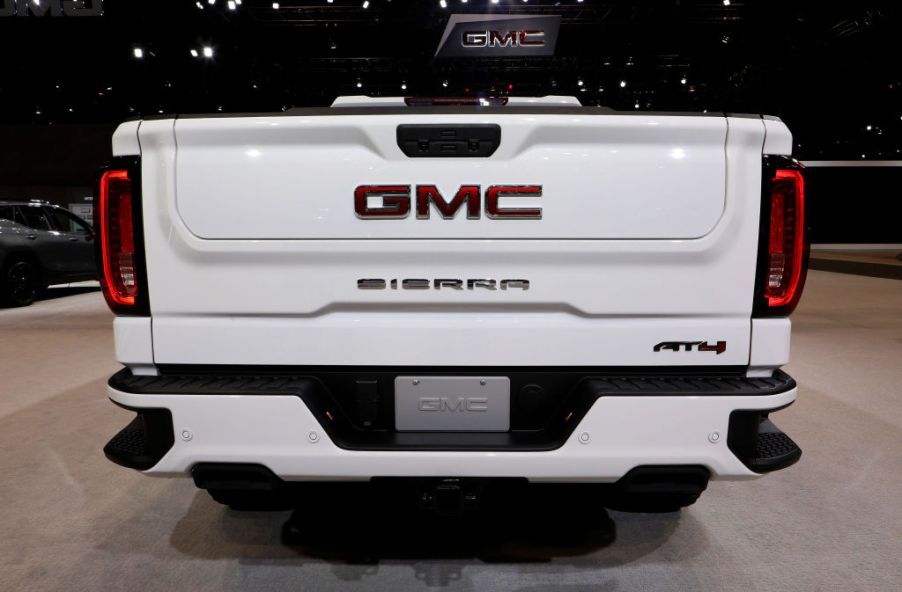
left=98, top=96, right=806, bottom=513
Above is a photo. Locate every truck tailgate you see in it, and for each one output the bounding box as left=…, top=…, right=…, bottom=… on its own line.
left=174, top=114, right=726, bottom=240
left=134, top=113, right=768, bottom=367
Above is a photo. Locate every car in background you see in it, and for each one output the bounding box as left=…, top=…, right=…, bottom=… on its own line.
left=0, top=200, right=96, bottom=306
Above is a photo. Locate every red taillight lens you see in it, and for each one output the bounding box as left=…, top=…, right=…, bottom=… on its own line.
left=761, top=167, right=807, bottom=314
left=99, top=169, right=138, bottom=307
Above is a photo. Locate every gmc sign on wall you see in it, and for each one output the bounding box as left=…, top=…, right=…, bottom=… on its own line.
left=0, top=0, right=103, bottom=16
left=435, top=14, right=561, bottom=58
left=461, top=29, right=546, bottom=49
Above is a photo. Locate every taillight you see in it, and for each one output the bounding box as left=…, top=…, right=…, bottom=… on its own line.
left=96, top=161, right=148, bottom=315
left=754, top=158, right=808, bottom=316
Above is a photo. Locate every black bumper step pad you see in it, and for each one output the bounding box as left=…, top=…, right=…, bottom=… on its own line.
left=110, top=367, right=795, bottom=399
left=757, top=430, right=801, bottom=460
left=579, top=372, right=795, bottom=397
left=103, top=408, right=174, bottom=471
left=728, top=414, right=802, bottom=473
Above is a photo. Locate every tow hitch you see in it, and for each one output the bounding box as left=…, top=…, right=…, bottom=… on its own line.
left=418, top=478, right=483, bottom=516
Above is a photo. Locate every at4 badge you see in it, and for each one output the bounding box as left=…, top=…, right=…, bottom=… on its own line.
left=654, top=341, right=727, bottom=355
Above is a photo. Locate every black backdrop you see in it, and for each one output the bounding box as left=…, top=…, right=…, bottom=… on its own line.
left=0, top=0, right=899, bottom=242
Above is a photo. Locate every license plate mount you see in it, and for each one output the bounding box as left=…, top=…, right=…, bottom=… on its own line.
left=394, top=376, right=511, bottom=432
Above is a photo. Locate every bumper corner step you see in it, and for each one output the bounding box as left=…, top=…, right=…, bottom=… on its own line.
left=728, top=413, right=802, bottom=474
left=103, top=408, right=174, bottom=471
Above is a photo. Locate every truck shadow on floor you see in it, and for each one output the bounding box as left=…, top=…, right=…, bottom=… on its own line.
left=170, top=481, right=688, bottom=577
left=281, top=482, right=626, bottom=563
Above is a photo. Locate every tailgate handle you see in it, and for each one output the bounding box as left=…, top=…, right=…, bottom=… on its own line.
left=397, top=124, right=501, bottom=158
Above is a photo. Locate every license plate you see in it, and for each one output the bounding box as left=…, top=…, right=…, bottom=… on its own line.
left=394, top=376, right=510, bottom=432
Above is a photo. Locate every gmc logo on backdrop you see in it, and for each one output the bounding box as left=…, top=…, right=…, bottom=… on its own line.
left=0, top=0, right=103, bottom=17
left=462, top=30, right=545, bottom=48
left=355, top=185, right=543, bottom=220
left=435, top=15, right=560, bottom=58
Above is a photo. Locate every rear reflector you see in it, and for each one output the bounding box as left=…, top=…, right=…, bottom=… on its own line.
left=98, top=168, right=143, bottom=313
left=755, top=160, right=808, bottom=316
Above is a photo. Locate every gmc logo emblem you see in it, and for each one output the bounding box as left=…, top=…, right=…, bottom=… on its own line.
left=418, top=397, right=488, bottom=412
left=355, top=185, right=542, bottom=220
left=461, top=29, right=545, bottom=48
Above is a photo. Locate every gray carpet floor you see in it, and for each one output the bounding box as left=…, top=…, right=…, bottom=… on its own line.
left=0, top=271, right=899, bottom=591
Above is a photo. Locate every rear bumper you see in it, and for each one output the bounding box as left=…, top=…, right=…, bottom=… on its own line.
left=104, top=367, right=800, bottom=482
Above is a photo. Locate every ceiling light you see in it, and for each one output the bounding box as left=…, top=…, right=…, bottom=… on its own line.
left=362, top=0, right=369, bottom=8
left=619, top=80, right=627, bottom=88
left=272, top=2, right=279, bottom=7
left=634, top=102, right=640, bottom=109
left=680, top=76, right=687, bottom=84
left=190, top=49, right=199, bottom=57
left=866, top=125, right=873, bottom=131
left=227, top=0, right=236, bottom=10
left=401, top=82, right=407, bottom=90
left=723, top=0, right=730, bottom=5
left=195, top=1, right=203, bottom=9
left=577, top=79, right=583, bottom=86
left=439, top=0, right=447, bottom=7
left=442, top=80, right=449, bottom=87
left=208, top=0, right=215, bottom=4
left=133, top=47, right=143, bottom=59
left=356, top=81, right=363, bottom=88
left=203, top=46, right=214, bottom=58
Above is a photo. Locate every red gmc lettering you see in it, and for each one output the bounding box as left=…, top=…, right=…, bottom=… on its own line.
left=485, top=185, right=543, bottom=219
left=356, top=185, right=542, bottom=220
left=354, top=185, right=411, bottom=218
left=416, top=185, right=480, bottom=219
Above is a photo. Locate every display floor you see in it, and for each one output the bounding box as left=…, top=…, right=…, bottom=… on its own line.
left=1, top=271, right=900, bottom=591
